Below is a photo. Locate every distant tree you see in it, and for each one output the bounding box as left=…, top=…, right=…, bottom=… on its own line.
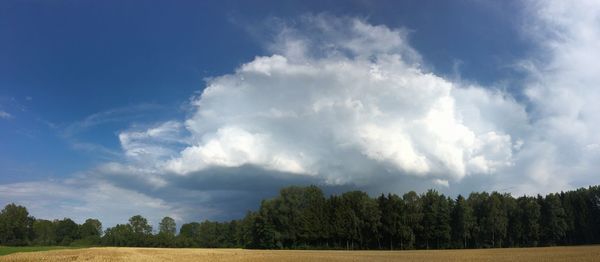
left=126, top=215, right=152, bottom=246
left=198, top=221, right=220, bottom=247
left=298, top=186, right=327, bottom=246
left=80, top=218, right=102, bottom=237
left=159, top=217, right=176, bottom=236
left=339, top=191, right=381, bottom=249
left=33, top=219, right=56, bottom=245
left=452, top=195, right=475, bottom=248
left=55, top=218, right=79, bottom=245
left=378, top=194, right=402, bottom=250
left=487, top=193, right=508, bottom=247
left=103, top=224, right=133, bottom=246
left=419, top=190, right=442, bottom=248
left=540, top=194, right=567, bottom=245
left=435, top=196, right=452, bottom=248
left=179, top=222, right=201, bottom=243
left=467, top=192, right=487, bottom=248
left=401, top=191, right=422, bottom=249
left=589, top=186, right=600, bottom=243
left=156, top=217, right=176, bottom=247
left=420, top=190, right=452, bottom=249
left=8, top=184, right=600, bottom=250
left=327, top=195, right=347, bottom=249
left=273, top=186, right=303, bottom=247
left=226, top=220, right=240, bottom=247
left=129, top=215, right=152, bottom=235
left=237, top=211, right=257, bottom=248
left=77, top=218, right=102, bottom=245
left=0, top=203, right=34, bottom=245
left=251, top=201, right=280, bottom=249
left=521, top=196, right=540, bottom=246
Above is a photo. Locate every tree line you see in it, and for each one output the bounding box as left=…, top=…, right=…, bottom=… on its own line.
left=1, top=185, right=599, bottom=249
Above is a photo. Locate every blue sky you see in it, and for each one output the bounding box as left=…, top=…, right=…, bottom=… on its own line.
left=2, top=1, right=600, bottom=228
left=0, top=0, right=528, bottom=181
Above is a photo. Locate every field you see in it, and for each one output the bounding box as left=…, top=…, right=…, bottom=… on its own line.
left=0, top=246, right=81, bottom=256
left=1, top=246, right=600, bottom=261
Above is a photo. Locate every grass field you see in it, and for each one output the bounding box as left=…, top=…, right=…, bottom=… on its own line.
left=1, top=245, right=599, bottom=261
left=0, top=246, right=81, bottom=256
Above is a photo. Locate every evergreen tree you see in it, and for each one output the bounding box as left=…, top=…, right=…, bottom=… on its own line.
left=517, top=196, right=540, bottom=246
left=451, top=195, right=475, bottom=248
left=540, top=194, right=567, bottom=245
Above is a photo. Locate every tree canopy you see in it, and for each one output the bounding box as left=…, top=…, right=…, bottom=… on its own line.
left=1, top=185, right=600, bottom=249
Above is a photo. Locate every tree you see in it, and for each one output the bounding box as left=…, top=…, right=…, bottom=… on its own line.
left=55, top=218, right=79, bottom=245
left=127, top=215, right=152, bottom=246
left=327, top=195, right=349, bottom=249
left=33, top=219, right=56, bottom=245
left=452, top=195, right=475, bottom=248
left=238, top=211, right=257, bottom=248
left=297, top=186, right=327, bottom=246
left=129, top=215, right=152, bottom=235
left=80, top=218, right=102, bottom=238
left=103, top=224, right=133, bottom=246
left=401, top=191, right=422, bottom=249
left=0, top=203, right=34, bottom=245
left=514, top=196, right=540, bottom=246
left=8, top=184, right=600, bottom=250
left=338, top=191, right=381, bottom=249
left=420, top=190, right=436, bottom=249
left=487, top=193, right=508, bottom=247
left=540, top=194, right=567, bottom=245
left=159, top=217, right=176, bottom=236
left=435, top=196, right=452, bottom=248
left=378, top=194, right=403, bottom=250
left=420, top=190, right=450, bottom=249
left=78, top=218, right=102, bottom=245
left=179, top=222, right=200, bottom=240
left=251, top=202, right=281, bottom=249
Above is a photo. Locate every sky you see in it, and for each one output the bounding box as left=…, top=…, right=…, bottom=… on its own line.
left=1, top=0, right=600, bottom=229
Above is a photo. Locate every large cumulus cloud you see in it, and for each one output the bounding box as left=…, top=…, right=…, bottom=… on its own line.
left=162, top=16, right=525, bottom=187
left=504, top=0, right=600, bottom=194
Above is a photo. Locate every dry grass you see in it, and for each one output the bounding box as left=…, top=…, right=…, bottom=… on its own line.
left=1, top=245, right=600, bottom=262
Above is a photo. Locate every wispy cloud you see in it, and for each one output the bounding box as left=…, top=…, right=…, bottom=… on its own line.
left=0, top=110, right=12, bottom=119
left=58, top=103, right=167, bottom=160
left=63, top=103, right=164, bottom=137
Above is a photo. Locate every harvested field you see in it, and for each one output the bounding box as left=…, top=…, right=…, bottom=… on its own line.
left=2, top=245, right=600, bottom=262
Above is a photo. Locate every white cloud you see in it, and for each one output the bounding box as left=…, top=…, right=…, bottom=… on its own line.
left=506, top=0, right=600, bottom=194
left=0, top=180, right=180, bottom=227
left=165, top=126, right=308, bottom=175
left=159, top=16, right=523, bottom=186
left=119, top=121, right=187, bottom=163
left=0, top=110, right=12, bottom=119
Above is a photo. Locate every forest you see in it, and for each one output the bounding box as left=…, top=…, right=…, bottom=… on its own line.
left=1, top=185, right=599, bottom=250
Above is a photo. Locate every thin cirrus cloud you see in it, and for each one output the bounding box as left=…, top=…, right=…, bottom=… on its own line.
left=1, top=1, right=600, bottom=226
left=0, top=110, right=12, bottom=119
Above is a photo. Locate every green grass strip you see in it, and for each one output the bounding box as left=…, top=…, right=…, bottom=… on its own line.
left=0, top=246, right=84, bottom=256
